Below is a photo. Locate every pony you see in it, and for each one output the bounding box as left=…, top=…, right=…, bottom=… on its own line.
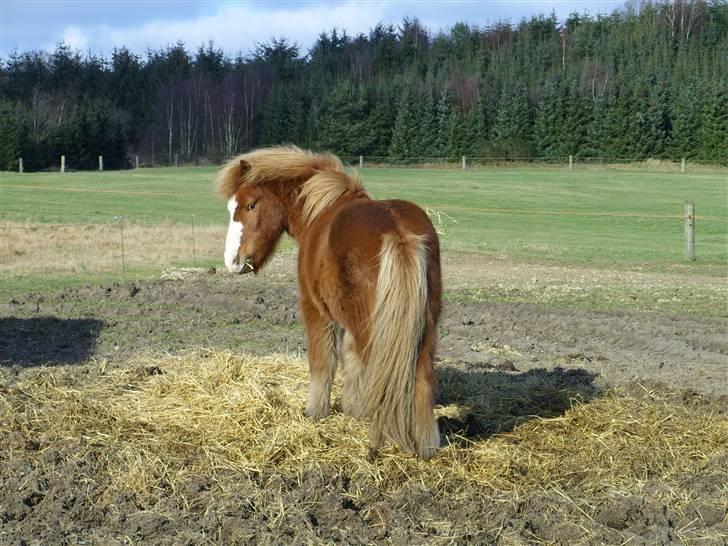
left=217, top=146, right=442, bottom=459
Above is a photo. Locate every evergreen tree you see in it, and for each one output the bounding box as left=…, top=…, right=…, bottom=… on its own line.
left=362, top=85, right=396, bottom=156
left=388, top=87, right=419, bottom=159
left=317, top=81, right=369, bottom=155
left=559, top=80, right=590, bottom=158
left=534, top=78, right=563, bottom=158
left=414, top=88, right=438, bottom=158
left=433, top=91, right=453, bottom=157
left=700, top=80, right=728, bottom=163
left=494, top=85, right=533, bottom=158
left=670, top=81, right=703, bottom=159
left=444, top=108, right=466, bottom=158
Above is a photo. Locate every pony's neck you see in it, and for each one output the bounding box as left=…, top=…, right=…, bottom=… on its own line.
left=271, top=181, right=307, bottom=241
left=282, top=182, right=367, bottom=243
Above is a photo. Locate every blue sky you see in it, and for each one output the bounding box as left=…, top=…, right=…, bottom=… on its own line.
left=1, top=1, right=627, bottom=58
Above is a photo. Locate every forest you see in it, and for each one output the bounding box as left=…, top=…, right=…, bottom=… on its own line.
left=0, top=0, right=726, bottom=171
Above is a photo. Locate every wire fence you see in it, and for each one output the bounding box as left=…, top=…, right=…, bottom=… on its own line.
left=0, top=217, right=224, bottom=276
left=11, top=154, right=728, bottom=173
left=2, top=157, right=725, bottom=276
left=2, top=203, right=720, bottom=278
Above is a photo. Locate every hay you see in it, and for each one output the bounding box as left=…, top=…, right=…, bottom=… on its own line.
left=2, top=351, right=727, bottom=517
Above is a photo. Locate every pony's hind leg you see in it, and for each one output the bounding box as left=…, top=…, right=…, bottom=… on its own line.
left=303, top=306, right=338, bottom=420
left=413, top=328, right=440, bottom=460
left=340, top=331, right=366, bottom=419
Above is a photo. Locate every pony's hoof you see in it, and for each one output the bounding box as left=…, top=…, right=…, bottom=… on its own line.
left=305, top=406, right=328, bottom=420
left=417, top=445, right=439, bottom=461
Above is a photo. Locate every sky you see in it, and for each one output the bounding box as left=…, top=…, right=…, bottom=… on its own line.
left=1, top=1, right=628, bottom=58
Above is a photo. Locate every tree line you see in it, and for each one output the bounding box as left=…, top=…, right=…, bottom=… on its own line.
left=1, top=0, right=726, bottom=171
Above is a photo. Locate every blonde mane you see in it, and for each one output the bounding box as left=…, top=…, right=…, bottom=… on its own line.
left=216, top=145, right=366, bottom=223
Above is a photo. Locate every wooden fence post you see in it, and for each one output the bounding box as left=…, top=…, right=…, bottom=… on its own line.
left=135, top=155, right=140, bottom=169
left=19, top=158, right=23, bottom=173
left=174, top=153, right=179, bottom=167
left=569, top=155, right=573, bottom=170
left=684, top=202, right=695, bottom=262
left=359, top=155, right=363, bottom=168
left=681, top=158, right=686, bottom=174
left=118, top=216, right=126, bottom=272
left=462, top=156, right=466, bottom=170
left=61, top=155, right=65, bottom=173
left=191, top=215, right=197, bottom=267
left=99, top=155, right=103, bottom=171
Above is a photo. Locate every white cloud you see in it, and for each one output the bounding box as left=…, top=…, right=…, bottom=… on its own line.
left=60, top=25, right=89, bottom=51
left=78, top=2, right=388, bottom=56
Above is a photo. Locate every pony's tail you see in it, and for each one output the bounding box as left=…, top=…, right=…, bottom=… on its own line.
left=364, top=232, right=434, bottom=458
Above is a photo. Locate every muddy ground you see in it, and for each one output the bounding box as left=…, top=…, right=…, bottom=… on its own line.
left=1, top=251, right=727, bottom=544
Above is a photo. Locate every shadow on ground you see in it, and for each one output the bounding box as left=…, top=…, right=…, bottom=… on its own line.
left=437, top=365, right=599, bottom=442
left=0, top=317, right=103, bottom=366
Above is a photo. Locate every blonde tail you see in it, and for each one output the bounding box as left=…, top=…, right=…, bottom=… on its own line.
left=364, top=232, right=432, bottom=457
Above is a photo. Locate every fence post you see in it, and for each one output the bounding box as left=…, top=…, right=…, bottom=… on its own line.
left=99, top=155, right=103, bottom=171
left=61, top=155, right=65, bottom=173
left=119, top=216, right=126, bottom=272
left=18, top=158, right=23, bottom=173
left=174, top=153, right=179, bottom=167
left=191, top=215, right=197, bottom=267
left=462, top=156, right=467, bottom=170
left=684, top=202, right=695, bottom=262
left=359, top=155, right=363, bottom=169
left=681, top=158, right=686, bottom=174
left=569, top=155, right=573, bottom=170
left=135, top=155, right=140, bottom=169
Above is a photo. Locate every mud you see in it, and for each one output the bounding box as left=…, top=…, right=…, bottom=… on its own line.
left=1, top=251, right=727, bottom=544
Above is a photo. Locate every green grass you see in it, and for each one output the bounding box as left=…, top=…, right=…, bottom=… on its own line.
left=1, top=165, right=726, bottom=272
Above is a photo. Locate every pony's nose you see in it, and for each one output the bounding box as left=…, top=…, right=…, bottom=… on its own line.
left=232, top=255, right=240, bottom=266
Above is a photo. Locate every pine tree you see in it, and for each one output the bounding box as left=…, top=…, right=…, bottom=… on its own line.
left=494, top=85, right=533, bottom=158
left=559, top=81, right=590, bottom=158
left=433, top=91, right=453, bottom=157
left=700, top=80, right=728, bottom=163
left=363, top=85, right=395, bottom=157
left=445, top=108, right=465, bottom=158
left=388, top=87, right=418, bottom=159
left=534, top=78, right=563, bottom=158
left=414, top=88, right=438, bottom=158
left=670, top=81, right=702, bottom=160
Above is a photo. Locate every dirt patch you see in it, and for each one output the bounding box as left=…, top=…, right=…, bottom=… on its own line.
left=1, top=251, right=727, bottom=544
left=2, top=251, right=725, bottom=396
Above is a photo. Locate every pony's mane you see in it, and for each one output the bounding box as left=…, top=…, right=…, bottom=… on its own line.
left=217, top=145, right=366, bottom=223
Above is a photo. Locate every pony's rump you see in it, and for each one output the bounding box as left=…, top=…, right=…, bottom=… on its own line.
left=364, top=231, right=430, bottom=454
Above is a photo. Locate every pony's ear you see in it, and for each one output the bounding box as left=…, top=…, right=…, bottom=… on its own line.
left=239, top=159, right=251, bottom=175
left=217, top=157, right=252, bottom=198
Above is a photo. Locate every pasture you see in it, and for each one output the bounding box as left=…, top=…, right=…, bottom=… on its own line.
left=2, top=164, right=727, bottom=270
left=1, top=163, right=727, bottom=544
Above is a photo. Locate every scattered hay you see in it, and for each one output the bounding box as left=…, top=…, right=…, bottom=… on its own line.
left=426, top=207, right=458, bottom=235
left=2, top=351, right=727, bottom=521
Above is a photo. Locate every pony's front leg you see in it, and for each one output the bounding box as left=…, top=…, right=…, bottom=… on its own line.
left=302, top=307, right=338, bottom=420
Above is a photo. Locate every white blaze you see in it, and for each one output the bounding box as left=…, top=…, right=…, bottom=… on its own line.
left=224, top=197, right=244, bottom=273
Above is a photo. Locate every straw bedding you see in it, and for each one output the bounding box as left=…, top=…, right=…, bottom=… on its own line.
left=2, top=350, right=726, bottom=541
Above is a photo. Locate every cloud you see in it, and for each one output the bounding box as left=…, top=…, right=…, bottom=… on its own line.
left=60, top=25, right=89, bottom=51
left=75, top=2, right=389, bottom=56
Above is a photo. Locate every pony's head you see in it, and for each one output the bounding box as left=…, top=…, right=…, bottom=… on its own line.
left=220, top=159, right=286, bottom=274
left=217, top=145, right=365, bottom=273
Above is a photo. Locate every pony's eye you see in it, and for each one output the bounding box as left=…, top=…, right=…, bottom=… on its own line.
left=247, top=202, right=256, bottom=211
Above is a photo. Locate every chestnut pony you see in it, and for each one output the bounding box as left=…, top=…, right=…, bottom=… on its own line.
left=218, top=146, right=441, bottom=459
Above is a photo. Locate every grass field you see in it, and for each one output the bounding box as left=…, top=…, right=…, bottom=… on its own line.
left=1, top=164, right=726, bottom=285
